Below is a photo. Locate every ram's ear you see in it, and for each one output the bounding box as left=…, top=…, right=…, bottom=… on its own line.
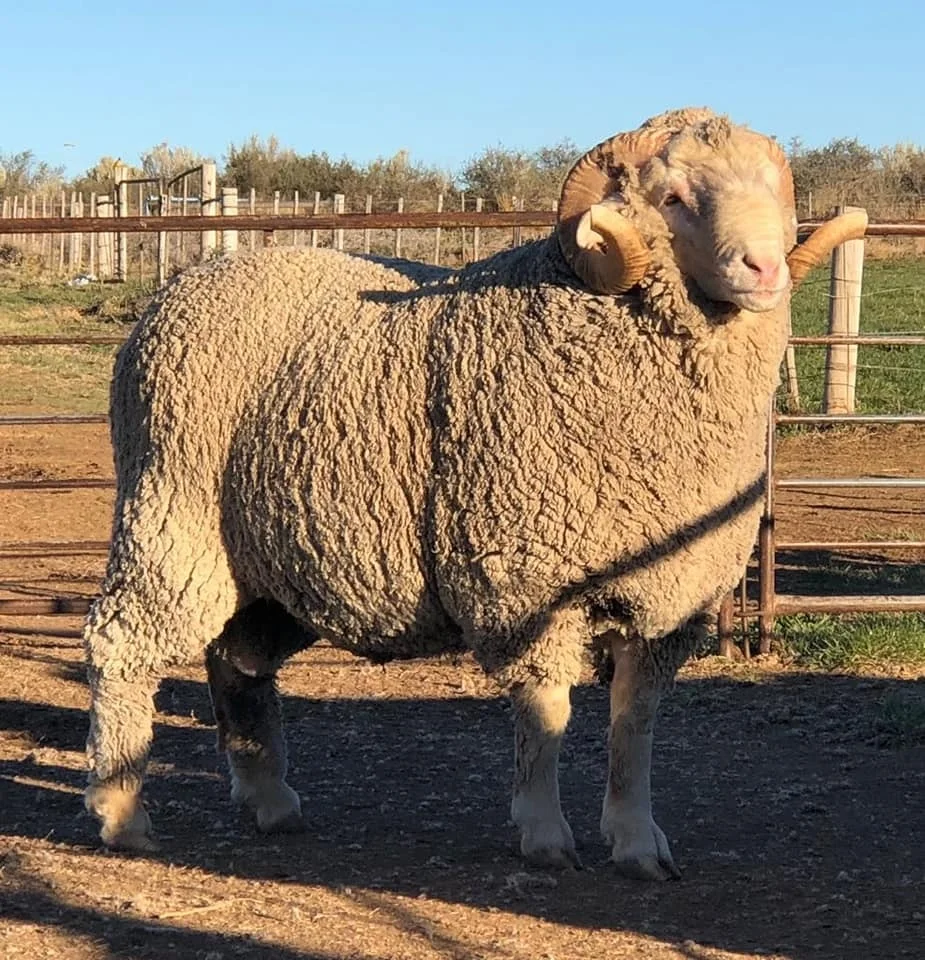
left=787, top=210, right=869, bottom=287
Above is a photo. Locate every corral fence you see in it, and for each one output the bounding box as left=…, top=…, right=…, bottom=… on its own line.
left=0, top=162, right=556, bottom=282
left=0, top=211, right=923, bottom=657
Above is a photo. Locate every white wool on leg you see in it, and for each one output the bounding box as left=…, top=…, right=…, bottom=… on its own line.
left=600, top=631, right=681, bottom=881
left=510, top=681, right=579, bottom=869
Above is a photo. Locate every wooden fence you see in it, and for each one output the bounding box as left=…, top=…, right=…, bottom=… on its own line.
left=0, top=162, right=557, bottom=283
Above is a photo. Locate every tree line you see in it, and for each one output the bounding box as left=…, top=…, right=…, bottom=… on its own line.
left=2, top=133, right=924, bottom=217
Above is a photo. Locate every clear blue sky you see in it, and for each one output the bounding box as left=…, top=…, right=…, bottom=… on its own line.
left=3, top=1, right=923, bottom=179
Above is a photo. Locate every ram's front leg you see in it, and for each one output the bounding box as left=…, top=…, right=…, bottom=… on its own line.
left=599, top=624, right=697, bottom=880
left=510, top=680, right=579, bottom=869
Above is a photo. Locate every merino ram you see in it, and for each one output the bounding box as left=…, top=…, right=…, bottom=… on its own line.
left=83, top=107, right=865, bottom=879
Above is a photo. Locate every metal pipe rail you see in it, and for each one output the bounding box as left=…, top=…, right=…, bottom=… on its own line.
left=0, top=214, right=922, bottom=237
left=776, top=477, right=925, bottom=488
left=777, top=414, right=925, bottom=425
left=777, top=540, right=925, bottom=550
left=0, top=211, right=560, bottom=234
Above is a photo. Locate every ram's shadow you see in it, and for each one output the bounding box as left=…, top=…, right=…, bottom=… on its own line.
left=3, top=664, right=923, bottom=959
left=773, top=548, right=925, bottom=597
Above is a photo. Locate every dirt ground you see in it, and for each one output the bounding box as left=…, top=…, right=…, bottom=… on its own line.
left=1, top=423, right=923, bottom=959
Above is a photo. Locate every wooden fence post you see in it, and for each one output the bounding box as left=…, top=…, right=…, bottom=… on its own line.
left=823, top=205, right=865, bottom=414
left=96, top=194, right=114, bottom=279
left=221, top=186, right=239, bottom=254
left=293, top=190, right=300, bottom=247
left=782, top=304, right=801, bottom=412
left=179, top=172, right=189, bottom=264
left=200, top=161, right=218, bottom=261
left=88, top=193, right=97, bottom=278
left=364, top=194, right=372, bottom=254
left=473, top=197, right=483, bottom=261
left=273, top=189, right=281, bottom=246
left=311, top=191, right=320, bottom=248
left=395, top=197, right=404, bottom=257
left=68, top=191, right=81, bottom=273
left=333, top=194, right=345, bottom=251
left=58, top=190, right=67, bottom=276
left=434, top=193, right=444, bottom=265
left=512, top=197, right=525, bottom=247
left=460, top=193, right=466, bottom=263
left=40, top=195, right=50, bottom=266
left=717, top=592, right=736, bottom=658
left=157, top=194, right=169, bottom=286
left=115, top=166, right=129, bottom=281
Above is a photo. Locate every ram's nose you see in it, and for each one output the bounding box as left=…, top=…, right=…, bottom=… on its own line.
left=742, top=251, right=783, bottom=288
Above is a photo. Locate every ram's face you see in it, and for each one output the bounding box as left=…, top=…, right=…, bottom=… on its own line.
left=641, top=131, right=797, bottom=313
left=557, top=108, right=865, bottom=302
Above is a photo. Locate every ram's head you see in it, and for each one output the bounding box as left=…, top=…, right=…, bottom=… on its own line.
left=557, top=108, right=867, bottom=310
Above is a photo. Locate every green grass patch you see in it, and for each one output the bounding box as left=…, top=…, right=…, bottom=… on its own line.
left=789, top=258, right=925, bottom=414
left=0, top=280, right=151, bottom=414
left=776, top=612, right=925, bottom=671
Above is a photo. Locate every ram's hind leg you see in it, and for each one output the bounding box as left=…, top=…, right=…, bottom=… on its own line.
left=206, top=600, right=315, bottom=833
left=84, top=512, right=241, bottom=851
left=84, top=665, right=161, bottom=851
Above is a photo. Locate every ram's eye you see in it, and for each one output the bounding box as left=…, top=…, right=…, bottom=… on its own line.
left=663, top=194, right=682, bottom=207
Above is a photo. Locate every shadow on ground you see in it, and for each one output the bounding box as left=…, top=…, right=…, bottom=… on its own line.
left=1, top=651, right=923, bottom=960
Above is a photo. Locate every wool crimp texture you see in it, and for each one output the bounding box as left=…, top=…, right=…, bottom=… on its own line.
left=87, top=191, right=788, bottom=690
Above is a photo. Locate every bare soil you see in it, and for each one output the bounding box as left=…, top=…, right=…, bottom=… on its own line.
left=1, top=423, right=923, bottom=959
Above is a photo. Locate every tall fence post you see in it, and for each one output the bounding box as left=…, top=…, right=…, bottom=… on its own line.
left=311, top=191, right=320, bottom=248
left=200, top=160, right=217, bottom=261
left=782, top=304, right=801, bottom=412
left=512, top=197, right=525, bottom=247
left=364, top=194, right=372, bottom=254
left=394, top=197, right=403, bottom=257
left=757, top=399, right=777, bottom=654
left=157, top=194, right=169, bottom=286
left=333, top=194, right=345, bottom=251
left=293, top=190, right=301, bottom=247
left=823, top=204, right=865, bottom=414
left=460, top=193, right=466, bottom=263
left=68, top=191, right=81, bottom=273
left=473, top=197, right=483, bottom=261
left=96, top=194, right=114, bottom=279
left=434, top=193, right=444, bottom=265
left=718, top=592, right=736, bottom=658
left=115, top=165, right=129, bottom=281
left=249, top=187, right=257, bottom=250
left=58, top=190, right=67, bottom=276
left=88, top=193, right=97, bottom=278
left=221, top=187, right=239, bottom=254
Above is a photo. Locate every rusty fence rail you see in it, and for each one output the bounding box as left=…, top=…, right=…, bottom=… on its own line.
left=2, top=217, right=925, bottom=642
left=0, top=214, right=924, bottom=236
left=718, top=332, right=925, bottom=658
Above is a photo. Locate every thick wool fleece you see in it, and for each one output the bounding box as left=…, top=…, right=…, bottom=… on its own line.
left=86, top=198, right=789, bottom=692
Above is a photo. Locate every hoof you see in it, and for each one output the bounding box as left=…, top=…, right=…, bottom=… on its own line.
left=602, top=813, right=680, bottom=882
left=102, top=822, right=161, bottom=853
left=519, top=816, right=581, bottom=871
left=232, top=776, right=304, bottom=834
left=86, top=782, right=158, bottom=853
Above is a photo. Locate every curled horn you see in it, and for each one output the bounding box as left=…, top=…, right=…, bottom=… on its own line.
left=787, top=209, right=869, bottom=286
